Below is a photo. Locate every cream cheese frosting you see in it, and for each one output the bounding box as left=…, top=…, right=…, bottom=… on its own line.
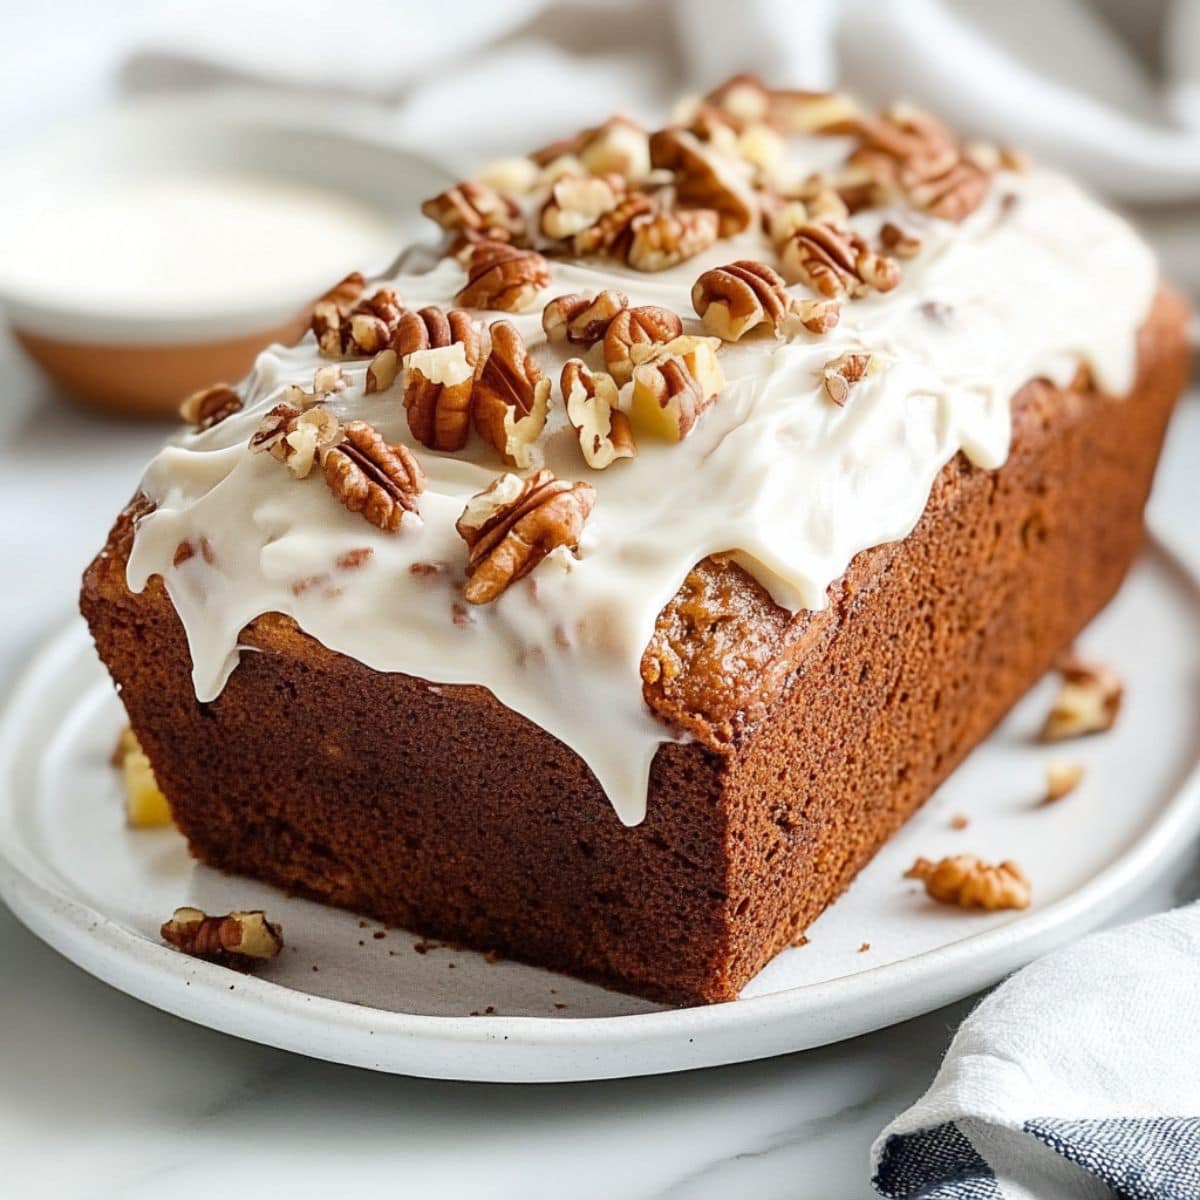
left=125, top=159, right=1158, bottom=826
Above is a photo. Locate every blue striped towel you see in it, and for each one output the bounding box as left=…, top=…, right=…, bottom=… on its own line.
left=871, top=905, right=1200, bottom=1199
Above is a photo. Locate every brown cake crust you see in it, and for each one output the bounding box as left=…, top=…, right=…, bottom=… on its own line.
left=81, top=289, right=1189, bottom=1005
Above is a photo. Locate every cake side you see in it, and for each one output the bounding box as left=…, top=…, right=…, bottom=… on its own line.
left=81, top=290, right=1188, bottom=1005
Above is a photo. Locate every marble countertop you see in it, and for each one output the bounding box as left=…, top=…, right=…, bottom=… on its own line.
left=0, top=320, right=1197, bottom=1196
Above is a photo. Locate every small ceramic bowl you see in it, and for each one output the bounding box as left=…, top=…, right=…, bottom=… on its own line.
left=0, top=91, right=449, bottom=417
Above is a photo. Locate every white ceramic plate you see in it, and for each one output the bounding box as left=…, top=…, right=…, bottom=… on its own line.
left=2, top=540, right=1199, bottom=1082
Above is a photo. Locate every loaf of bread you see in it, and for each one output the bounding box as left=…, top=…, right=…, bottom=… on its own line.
left=81, top=80, right=1188, bottom=1004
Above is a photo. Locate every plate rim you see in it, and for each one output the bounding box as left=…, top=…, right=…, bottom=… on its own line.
left=2, top=535, right=1199, bottom=1081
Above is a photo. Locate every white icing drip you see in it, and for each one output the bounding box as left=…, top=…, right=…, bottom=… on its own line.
left=126, top=168, right=1158, bottom=826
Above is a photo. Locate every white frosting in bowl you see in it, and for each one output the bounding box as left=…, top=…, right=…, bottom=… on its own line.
left=125, top=167, right=1157, bottom=825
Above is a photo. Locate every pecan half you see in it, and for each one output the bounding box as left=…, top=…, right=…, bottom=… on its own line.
left=626, top=206, right=719, bottom=272
left=421, top=179, right=525, bottom=243
left=822, top=351, right=878, bottom=407
left=180, top=382, right=241, bottom=430
left=780, top=221, right=901, bottom=298
left=648, top=127, right=756, bottom=235
left=542, top=290, right=629, bottom=346
left=561, top=360, right=636, bottom=470
left=603, top=305, right=685, bottom=385
left=473, top=321, right=551, bottom=468
left=692, top=260, right=839, bottom=341
left=905, top=855, right=1031, bottom=911
left=540, top=173, right=625, bottom=241
left=456, top=241, right=550, bottom=312
left=393, top=307, right=483, bottom=451
left=456, top=469, right=596, bottom=604
left=628, top=335, right=725, bottom=442
left=161, top=907, right=284, bottom=964
left=322, top=420, right=425, bottom=532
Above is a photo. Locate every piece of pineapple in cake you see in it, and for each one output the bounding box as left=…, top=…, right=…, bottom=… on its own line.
left=113, top=726, right=173, bottom=828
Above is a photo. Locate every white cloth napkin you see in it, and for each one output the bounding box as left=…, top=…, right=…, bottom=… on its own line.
left=871, top=905, right=1200, bottom=1199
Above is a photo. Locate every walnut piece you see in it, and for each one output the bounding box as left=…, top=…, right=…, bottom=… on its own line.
left=1039, top=657, right=1123, bottom=741
left=249, top=402, right=300, bottom=459
left=161, top=907, right=284, bottom=964
left=649, top=127, right=756, bottom=235
left=282, top=407, right=344, bottom=478
left=1044, top=762, right=1085, bottom=804
left=822, top=351, right=878, bottom=407
left=561, top=360, right=636, bottom=470
left=603, top=305, right=685, bottom=385
left=542, top=290, right=629, bottom=346
left=628, top=335, right=725, bottom=442
left=473, top=320, right=550, bottom=468
left=394, top=307, right=483, bottom=452
left=456, top=241, right=550, bottom=312
left=421, top=179, right=525, bottom=243
left=780, top=220, right=902, bottom=298
left=322, top=420, right=425, bottom=532
left=179, top=382, right=241, bottom=430
left=905, top=855, right=1031, bottom=911
left=456, top=469, right=596, bottom=604
left=692, top=260, right=839, bottom=341
left=626, top=206, right=719, bottom=272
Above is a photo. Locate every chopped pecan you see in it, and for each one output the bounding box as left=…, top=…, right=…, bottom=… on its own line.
left=249, top=403, right=301, bottom=459
left=473, top=321, right=551, bottom=468
left=310, top=272, right=366, bottom=356
left=161, top=907, right=283, bottom=964
left=780, top=220, right=901, bottom=298
left=628, top=335, right=724, bottom=442
left=626, top=206, right=720, bottom=272
left=822, top=351, right=878, bottom=407
left=692, top=260, right=839, bottom=341
left=456, top=240, right=550, bottom=312
left=542, top=290, right=629, bottom=346
left=530, top=115, right=651, bottom=181
left=1039, top=657, right=1123, bottom=741
left=571, top=191, right=655, bottom=258
left=879, top=221, right=923, bottom=259
left=421, top=179, right=525, bottom=244
left=648, top=127, right=756, bottom=235
left=540, top=173, right=625, bottom=241
left=456, top=469, right=596, bottom=604
left=282, top=407, right=343, bottom=478
left=393, top=307, right=483, bottom=451
left=603, top=305, right=684, bottom=386
left=179, top=382, right=241, bottom=430
left=322, top=420, right=425, bottom=532
left=701, top=75, right=860, bottom=135
left=366, top=349, right=399, bottom=394
left=1044, top=762, right=1085, bottom=804
left=561, top=360, right=636, bottom=470
left=316, top=286, right=407, bottom=358
left=905, top=855, right=1031, bottom=911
